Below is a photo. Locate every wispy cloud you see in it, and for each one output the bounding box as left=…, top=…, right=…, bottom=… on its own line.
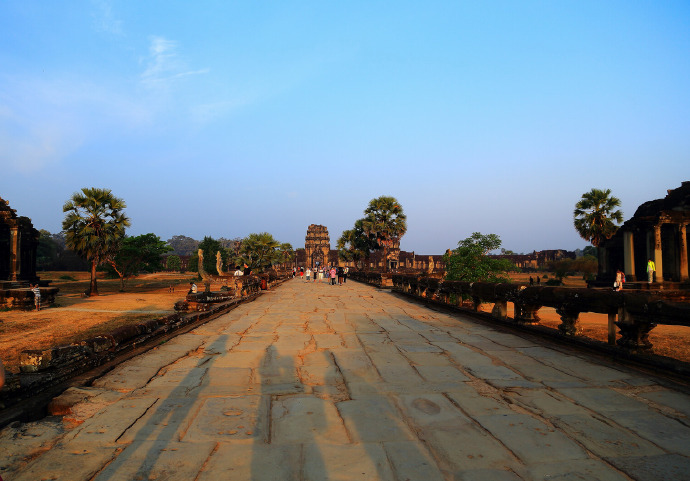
left=91, top=0, right=122, bottom=35
left=141, top=36, right=209, bottom=90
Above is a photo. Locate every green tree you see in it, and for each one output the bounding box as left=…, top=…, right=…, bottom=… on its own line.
left=337, top=219, right=375, bottom=267
left=62, top=188, right=130, bottom=296
left=233, top=232, right=285, bottom=272
left=573, top=188, right=623, bottom=247
left=444, top=232, right=516, bottom=283
left=361, top=196, right=407, bottom=271
left=166, top=235, right=199, bottom=256
left=103, top=233, right=172, bottom=289
left=37, top=229, right=60, bottom=271
left=166, top=255, right=182, bottom=272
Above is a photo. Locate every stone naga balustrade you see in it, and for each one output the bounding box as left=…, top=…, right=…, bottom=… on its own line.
left=390, top=274, right=690, bottom=354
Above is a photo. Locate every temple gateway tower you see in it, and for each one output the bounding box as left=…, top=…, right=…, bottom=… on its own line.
left=304, top=224, right=330, bottom=269
left=0, top=197, right=39, bottom=282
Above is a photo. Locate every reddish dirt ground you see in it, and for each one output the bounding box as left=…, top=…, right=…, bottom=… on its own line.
left=1, top=271, right=688, bottom=373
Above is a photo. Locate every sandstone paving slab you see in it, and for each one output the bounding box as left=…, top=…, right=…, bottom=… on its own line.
left=552, top=413, right=666, bottom=459
left=636, top=388, right=690, bottom=418
left=92, top=440, right=215, bottom=481
left=299, top=363, right=344, bottom=387
left=314, top=333, right=346, bottom=350
left=213, top=349, right=265, bottom=368
left=485, top=350, right=585, bottom=385
left=402, top=351, right=459, bottom=366
left=382, top=441, right=445, bottom=481
left=508, top=388, right=595, bottom=416
left=518, top=348, right=629, bottom=383
left=487, top=379, right=544, bottom=389
left=195, top=442, right=302, bottom=480
left=272, top=395, right=350, bottom=444
left=450, top=468, right=522, bottom=481
left=365, top=351, right=424, bottom=383
left=331, top=350, right=384, bottom=385
left=415, top=362, right=471, bottom=383
left=557, top=387, right=652, bottom=413
left=144, top=365, right=208, bottom=392
left=603, top=453, right=690, bottom=481
left=603, top=409, right=690, bottom=456
left=337, top=395, right=415, bottom=442
left=11, top=443, right=120, bottom=481
left=518, top=459, right=633, bottom=481
left=418, top=328, right=463, bottom=343
left=182, top=395, right=268, bottom=443
left=60, top=396, right=159, bottom=446
left=0, top=419, right=65, bottom=478
left=473, top=331, right=542, bottom=349
left=397, top=342, right=444, bottom=353
left=445, top=388, right=515, bottom=418
left=472, top=413, right=590, bottom=465
left=115, top=395, right=202, bottom=444
left=397, top=393, right=474, bottom=428
left=196, top=366, right=253, bottom=395
left=303, top=442, right=395, bottom=481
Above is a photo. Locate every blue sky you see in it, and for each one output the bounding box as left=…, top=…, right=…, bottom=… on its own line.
left=1, top=1, right=688, bottom=254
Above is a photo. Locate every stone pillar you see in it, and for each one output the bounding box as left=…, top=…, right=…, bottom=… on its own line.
left=492, top=301, right=508, bottom=320
left=556, top=307, right=581, bottom=336
left=680, top=224, right=689, bottom=282
left=623, top=231, right=636, bottom=280
left=653, top=224, right=663, bottom=283
left=9, top=226, right=20, bottom=281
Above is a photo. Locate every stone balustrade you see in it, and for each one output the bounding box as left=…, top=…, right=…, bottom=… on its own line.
left=369, top=273, right=690, bottom=355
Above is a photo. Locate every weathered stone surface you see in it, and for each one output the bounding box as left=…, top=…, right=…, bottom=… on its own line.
left=4, top=279, right=690, bottom=480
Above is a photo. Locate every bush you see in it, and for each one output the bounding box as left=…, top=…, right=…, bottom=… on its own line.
left=59, top=275, right=77, bottom=281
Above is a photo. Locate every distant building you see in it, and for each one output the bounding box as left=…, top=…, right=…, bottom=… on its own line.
left=0, top=197, right=39, bottom=282
left=599, top=181, right=690, bottom=283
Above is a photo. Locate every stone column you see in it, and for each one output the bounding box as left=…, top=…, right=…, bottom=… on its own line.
left=680, top=224, right=689, bottom=282
left=654, top=224, right=663, bottom=283
left=623, top=231, right=636, bottom=280
left=9, top=226, right=20, bottom=281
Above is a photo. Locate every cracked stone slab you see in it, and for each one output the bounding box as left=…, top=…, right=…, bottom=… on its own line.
left=383, top=441, right=445, bottom=481
left=337, top=395, right=415, bottom=442
left=182, top=395, right=268, bottom=443
left=195, top=442, right=302, bottom=480
left=114, top=396, right=201, bottom=444
left=92, top=440, right=215, bottom=481
left=11, top=443, right=120, bottom=481
left=518, top=458, right=632, bottom=481
left=303, top=442, right=395, bottom=481
left=604, top=453, right=690, bottom=481
left=272, top=395, right=350, bottom=444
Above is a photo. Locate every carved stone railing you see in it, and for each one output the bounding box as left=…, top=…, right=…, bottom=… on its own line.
left=390, top=274, right=690, bottom=355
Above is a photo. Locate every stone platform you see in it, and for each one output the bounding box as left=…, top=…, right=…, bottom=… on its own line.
left=1, top=279, right=689, bottom=480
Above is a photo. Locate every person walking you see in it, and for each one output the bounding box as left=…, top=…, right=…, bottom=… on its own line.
left=306, top=268, right=312, bottom=282
left=647, top=258, right=656, bottom=283
left=343, top=266, right=349, bottom=283
left=329, top=266, right=337, bottom=285
left=31, top=283, right=41, bottom=311
left=337, top=266, right=344, bottom=285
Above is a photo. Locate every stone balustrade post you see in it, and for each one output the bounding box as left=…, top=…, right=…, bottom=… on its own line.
left=615, top=307, right=656, bottom=352
left=555, top=306, right=581, bottom=336
left=514, top=303, right=541, bottom=325
left=492, top=301, right=508, bottom=319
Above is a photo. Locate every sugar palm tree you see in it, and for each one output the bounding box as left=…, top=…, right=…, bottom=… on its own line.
left=62, top=188, right=130, bottom=296
left=573, top=188, right=623, bottom=247
left=361, top=196, right=407, bottom=272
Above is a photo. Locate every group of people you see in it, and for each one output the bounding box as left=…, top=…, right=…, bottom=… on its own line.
left=294, top=266, right=348, bottom=285
left=528, top=276, right=541, bottom=286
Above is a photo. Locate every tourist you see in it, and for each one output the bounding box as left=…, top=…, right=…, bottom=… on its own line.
left=614, top=270, right=623, bottom=291
left=234, top=267, right=243, bottom=276
left=647, top=258, right=655, bottom=283
left=337, top=266, right=344, bottom=285
left=31, top=283, right=41, bottom=311
left=306, top=268, right=312, bottom=282
left=243, top=263, right=251, bottom=276
left=189, top=282, right=197, bottom=294
left=529, top=276, right=534, bottom=286
left=300, top=267, right=304, bottom=280
left=536, top=276, right=541, bottom=285
left=344, top=266, right=348, bottom=283
left=330, top=266, right=337, bottom=285
left=292, top=267, right=296, bottom=278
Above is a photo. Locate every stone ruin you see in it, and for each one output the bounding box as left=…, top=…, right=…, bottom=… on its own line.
left=0, top=197, right=58, bottom=309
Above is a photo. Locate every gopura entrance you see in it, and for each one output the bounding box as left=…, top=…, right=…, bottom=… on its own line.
left=304, top=224, right=330, bottom=269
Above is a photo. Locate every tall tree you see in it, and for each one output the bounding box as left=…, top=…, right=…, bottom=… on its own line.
left=62, top=188, right=130, bottom=296
left=573, top=188, right=623, bottom=247
left=444, top=232, right=515, bottom=283
left=188, top=236, right=228, bottom=275
left=166, top=235, right=199, bottom=256
left=361, top=196, right=407, bottom=271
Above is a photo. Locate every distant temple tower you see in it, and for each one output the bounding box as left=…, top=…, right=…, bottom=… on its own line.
left=0, top=197, right=39, bottom=282
left=304, top=224, right=330, bottom=269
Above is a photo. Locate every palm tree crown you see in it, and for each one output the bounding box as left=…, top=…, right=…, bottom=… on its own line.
left=62, top=187, right=130, bottom=295
left=362, top=196, right=407, bottom=271
left=573, top=188, right=623, bottom=247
